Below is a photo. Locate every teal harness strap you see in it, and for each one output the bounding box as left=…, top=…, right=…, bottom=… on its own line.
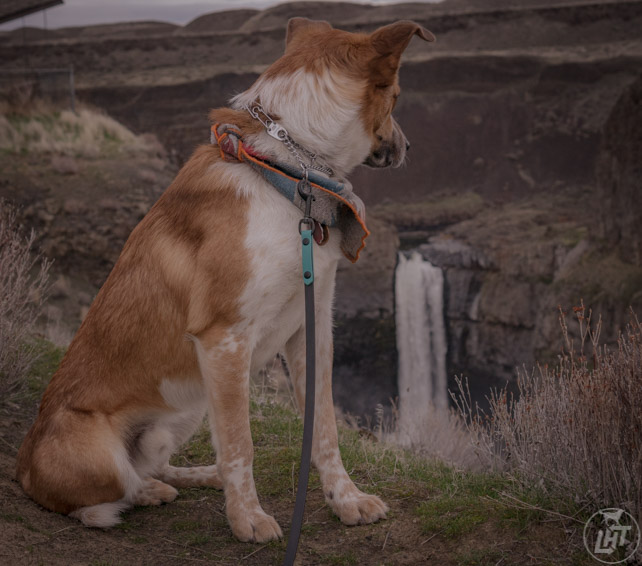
left=300, top=229, right=314, bottom=286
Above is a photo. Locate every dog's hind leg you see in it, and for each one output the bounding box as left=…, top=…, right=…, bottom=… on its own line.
left=68, top=415, right=189, bottom=526
left=131, top=477, right=178, bottom=505
left=70, top=462, right=179, bottom=527
left=127, top=397, right=223, bottom=490
left=21, top=410, right=153, bottom=528
left=66, top=446, right=142, bottom=527
left=68, top=439, right=167, bottom=527
left=158, top=464, right=222, bottom=489
left=193, top=331, right=282, bottom=543
left=70, top=477, right=178, bottom=527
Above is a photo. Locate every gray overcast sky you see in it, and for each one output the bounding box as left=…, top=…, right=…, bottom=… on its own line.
left=0, top=0, right=442, bottom=31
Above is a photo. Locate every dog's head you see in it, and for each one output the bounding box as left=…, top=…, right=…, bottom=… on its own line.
left=233, top=19, right=435, bottom=176
left=353, top=21, right=435, bottom=169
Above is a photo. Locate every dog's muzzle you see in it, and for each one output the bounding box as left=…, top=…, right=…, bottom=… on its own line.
left=363, top=118, right=409, bottom=169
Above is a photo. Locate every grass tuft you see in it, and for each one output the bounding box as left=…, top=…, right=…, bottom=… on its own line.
left=0, top=107, right=162, bottom=159
left=0, top=201, right=51, bottom=402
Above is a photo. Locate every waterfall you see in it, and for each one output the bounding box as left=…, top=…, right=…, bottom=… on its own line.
left=394, top=252, right=448, bottom=444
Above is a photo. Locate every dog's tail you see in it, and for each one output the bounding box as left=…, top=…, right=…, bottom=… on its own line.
left=69, top=501, right=130, bottom=528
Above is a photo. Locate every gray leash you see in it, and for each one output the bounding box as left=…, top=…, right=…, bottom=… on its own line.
left=282, top=179, right=316, bottom=566
left=244, top=103, right=321, bottom=564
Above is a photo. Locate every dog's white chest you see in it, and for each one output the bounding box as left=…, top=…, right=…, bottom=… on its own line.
left=233, top=170, right=342, bottom=373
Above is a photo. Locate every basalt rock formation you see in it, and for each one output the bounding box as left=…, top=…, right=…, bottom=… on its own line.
left=1, top=0, right=641, bottom=420
left=595, top=74, right=642, bottom=268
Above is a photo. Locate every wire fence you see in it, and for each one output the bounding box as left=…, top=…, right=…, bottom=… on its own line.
left=0, top=67, right=75, bottom=112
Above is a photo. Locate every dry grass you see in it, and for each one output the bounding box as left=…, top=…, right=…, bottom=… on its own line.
left=382, top=401, right=490, bottom=472
left=0, top=104, right=162, bottom=158
left=0, top=200, right=51, bottom=401
left=371, top=192, right=484, bottom=231
left=455, top=304, right=642, bottom=531
left=252, top=355, right=488, bottom=472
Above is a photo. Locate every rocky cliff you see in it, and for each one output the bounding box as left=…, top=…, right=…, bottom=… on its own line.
left=1, top=0, right=641, bottom=421
left=595, top=74, right=642, bottom=267
left=3, top=1, right=641, bottom=199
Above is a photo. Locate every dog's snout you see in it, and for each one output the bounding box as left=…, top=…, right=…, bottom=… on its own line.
left=405, top=140, right=410, bottom=152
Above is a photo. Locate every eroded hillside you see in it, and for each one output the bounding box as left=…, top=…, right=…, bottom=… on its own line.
left=1, top=0, right=641, bottom=418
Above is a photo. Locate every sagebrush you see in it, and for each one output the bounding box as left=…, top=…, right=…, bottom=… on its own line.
left=0, top=201, right=51, bottom=400
left=456, top=304, right=642, bottom=527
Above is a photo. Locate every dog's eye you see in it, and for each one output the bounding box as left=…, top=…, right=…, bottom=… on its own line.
left=375, top=83, right=391, bottom=90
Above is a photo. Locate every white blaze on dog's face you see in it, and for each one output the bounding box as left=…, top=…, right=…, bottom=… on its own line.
left=232, top=18, right=435, bottom=176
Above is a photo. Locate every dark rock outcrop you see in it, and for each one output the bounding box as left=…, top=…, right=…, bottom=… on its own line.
left=333, top=217, right=400, bottom=420
left=595, top=74, right=642, bottom=267
left=182, top=10, right=259, bottom=34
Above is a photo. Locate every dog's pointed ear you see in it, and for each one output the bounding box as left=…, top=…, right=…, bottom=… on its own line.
left=286, top=17, right=332, bottom=47
left=369, top=21, right=435, bottom=85
left=371, top=20, right=435, bottom=57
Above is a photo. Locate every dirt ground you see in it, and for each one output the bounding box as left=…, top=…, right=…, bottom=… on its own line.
left=0, top=391, right=592, bottom=566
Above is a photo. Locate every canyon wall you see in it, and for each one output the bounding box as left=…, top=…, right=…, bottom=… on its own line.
left=1, top=0, right=641, bottom=420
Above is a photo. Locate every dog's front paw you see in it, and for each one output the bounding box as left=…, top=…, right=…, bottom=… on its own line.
left=229, top=507, right=282, bottom=543
left=327, top=485, right=388, bottom=525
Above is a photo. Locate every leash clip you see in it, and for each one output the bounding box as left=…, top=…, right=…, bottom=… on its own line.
left=298, top=172, right=315, bottom=233
left=299, top=217, right=314, bottom=234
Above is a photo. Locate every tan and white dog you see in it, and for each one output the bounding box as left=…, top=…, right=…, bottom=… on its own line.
left=16, top=18, right=434, bottom=542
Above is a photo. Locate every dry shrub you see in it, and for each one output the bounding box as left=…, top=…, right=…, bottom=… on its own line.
left=0, top=201, right=51, bottom=400
left=389, top=403, right=489, bottom=471
left=0, top=107, right=162, bottom=158
left=457, top=303, right=642, bottom=524
left=359, top=398, right=489, bottom=472
left=0, top=85, right=57, bottom=116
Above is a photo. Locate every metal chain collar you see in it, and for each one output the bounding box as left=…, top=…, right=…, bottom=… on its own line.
left=245, top=102, right=334, bottom=178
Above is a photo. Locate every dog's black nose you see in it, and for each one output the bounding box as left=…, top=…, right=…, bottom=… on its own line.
left=405, top=141, right=410, bottom=151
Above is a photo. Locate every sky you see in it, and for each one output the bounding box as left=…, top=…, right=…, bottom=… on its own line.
left=0, top=0, right=442, bottom=31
